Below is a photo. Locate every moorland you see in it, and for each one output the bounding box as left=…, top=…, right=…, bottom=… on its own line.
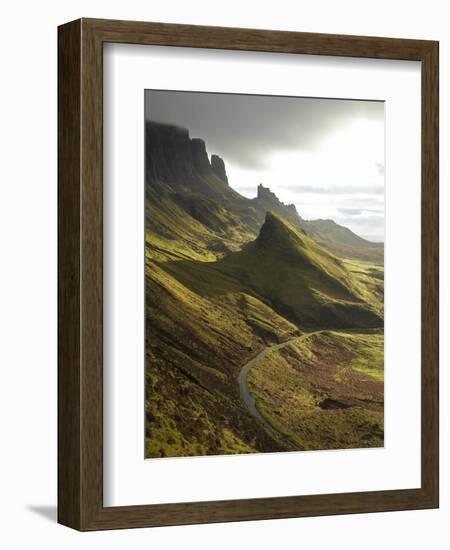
left=145, top=121, right=384, bottom=458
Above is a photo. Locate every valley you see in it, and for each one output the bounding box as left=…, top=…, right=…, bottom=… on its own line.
left=145, top=120, right=384, bottom=458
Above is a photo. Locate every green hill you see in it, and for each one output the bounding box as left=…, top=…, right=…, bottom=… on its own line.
left=144, top=121, right=384, bottom=457
left=216, top=212, right=383, bottom=329
left=146, top=212, right=383, bottom=457
left=299, top=218, right=384, bottom=264
left=253, top=183, right=383, bottom=264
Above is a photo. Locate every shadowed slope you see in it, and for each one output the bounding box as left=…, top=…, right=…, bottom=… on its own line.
left=221, top=212, right=382, bottom=328
left=161, top=212, right=383, bottom=330
left=144, top=122, right=384, bottom=457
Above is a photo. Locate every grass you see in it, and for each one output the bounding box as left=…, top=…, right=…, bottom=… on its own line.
left=217, top=212, right=383, bottom=329
left=248, top=330, right=384, bottom=450
left=333, top=330, right=384, bottom=382
left=144, top=174, right=385, bottom=457
left=342, top=258, right=384, bottom=317
left=145, top=253, right=299, bottom=457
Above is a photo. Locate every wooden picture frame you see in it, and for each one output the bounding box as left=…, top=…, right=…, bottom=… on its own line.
left=58, top=18, right=439, bottom=531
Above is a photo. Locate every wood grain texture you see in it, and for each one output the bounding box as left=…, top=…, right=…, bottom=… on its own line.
left=58, top=18, right=439, bottom=531
left=420, top=41, right=439, bottom=504
left=57, top=19, right=82, bottom=530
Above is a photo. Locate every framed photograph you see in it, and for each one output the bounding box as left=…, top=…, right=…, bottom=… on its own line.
left=58, top=18, right=439, bottom=530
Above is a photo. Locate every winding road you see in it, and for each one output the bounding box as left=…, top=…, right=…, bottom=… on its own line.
left=239, top=327, right=382, bottom=451
left=239, top=331, right=322, bottom=451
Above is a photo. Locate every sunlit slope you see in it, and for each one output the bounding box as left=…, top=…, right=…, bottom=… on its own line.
left=145, top=207, right=383, bottom=456
left=146, top=179, right=261, bottom=263
left=248, top=329, right=384, bottom=450
left=145, top=121, right=262, bottom=262
left=144, top=121, right=384, bottom=457
left=145, top=260, right=301, bottom=457
left=217, top=212, right=383, bottom=329
left=254, top=183, right=384, bottom=265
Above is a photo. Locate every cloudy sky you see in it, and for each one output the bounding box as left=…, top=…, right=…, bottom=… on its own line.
left=145, top=90, right=385, bottom=242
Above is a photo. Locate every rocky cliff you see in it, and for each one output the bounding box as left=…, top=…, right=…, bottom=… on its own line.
left=146, top=121, right=228, bottom=188
left=253, top=183, right=303, bottom=227
left=211, top=154, right=228, bottom=185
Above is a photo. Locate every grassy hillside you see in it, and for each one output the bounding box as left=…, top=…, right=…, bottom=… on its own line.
left=146, top=210, right=383, bottom=456
left=144, top=121, right=384, bottom=457
left=217, top=212, right=383, bottom=329
left=300, top=218, right=384, bottom=264
left=145, top=260, right=300, bottom=457
left=248, top=329, right=384, bottom=450
left=253, top=183, right=384, bottom=265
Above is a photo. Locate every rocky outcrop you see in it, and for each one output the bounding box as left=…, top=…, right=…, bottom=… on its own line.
left=191, top=138, right=212, bottom=174
left=254, top=183, right=303, bottom=226
left=145, top=121, right=197, bottom=184
left=146, top=121, right=231, bottom=189
left=211, top=155, right=228, bottom=185
left=256, top=183, right=277, bottom=202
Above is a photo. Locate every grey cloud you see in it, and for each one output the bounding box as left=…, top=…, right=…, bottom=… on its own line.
left=334, top=214, right=384, bottom=240
left=338, top=208, right=364, bottom=216
left=145, top=90, right=384, bottom=170
left=338, top=207, right=384, bottom=216
left=280, top=184, right=384, bottom=195
left=336, top=214, right=384, bottom=226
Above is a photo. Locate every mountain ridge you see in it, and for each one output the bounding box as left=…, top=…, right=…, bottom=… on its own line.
left=221, top=211, right=383, bottom=329
left=146, top=120, right=383, bottom=264
left=144, top=120, right=384, bottom=457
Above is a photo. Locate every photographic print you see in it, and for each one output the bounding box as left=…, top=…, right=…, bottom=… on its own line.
left=145, top=91, right=384, bottom=459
